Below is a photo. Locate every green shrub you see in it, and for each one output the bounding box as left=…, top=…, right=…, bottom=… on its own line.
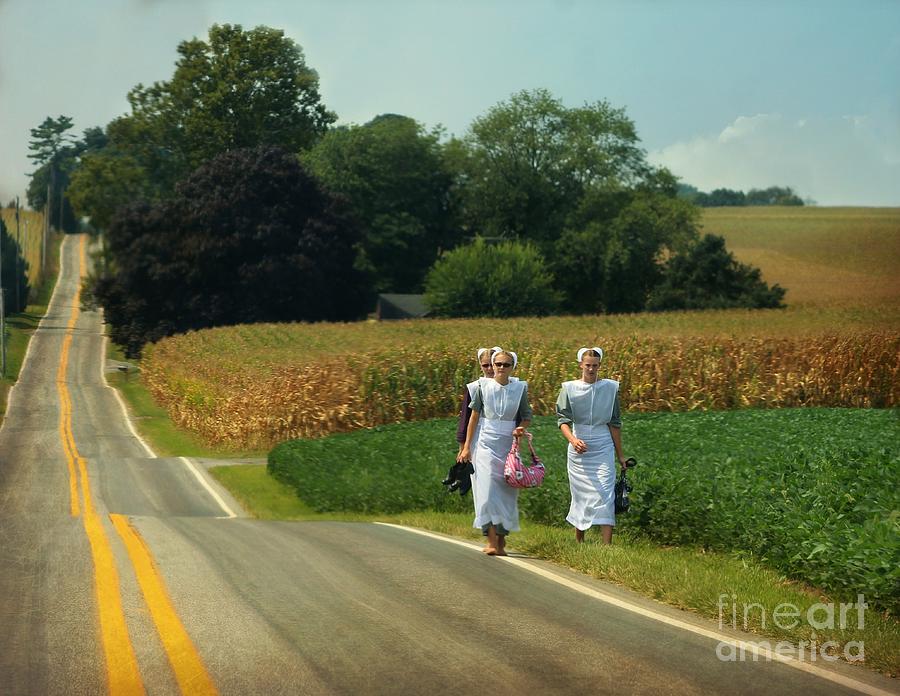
left=423, top=237, right=561, bottom=317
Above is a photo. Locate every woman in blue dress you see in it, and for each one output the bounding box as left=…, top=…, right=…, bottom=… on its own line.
left=458, top=349, right=532, bottom=556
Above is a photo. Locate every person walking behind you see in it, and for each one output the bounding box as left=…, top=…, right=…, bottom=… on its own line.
left=456, top=347, right=500, bottom=457
left=557, top=347, right=627, bottom=544
left=458, top=350, right=532, bottom=556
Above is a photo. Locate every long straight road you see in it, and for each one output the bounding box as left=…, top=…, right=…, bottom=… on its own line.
left=0, top=234, right=895, bottom=695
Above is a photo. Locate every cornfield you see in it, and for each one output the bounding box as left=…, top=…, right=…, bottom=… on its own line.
left=0, top=207, right=47, bottom=289
left=142, top=308, right=900, bottom=450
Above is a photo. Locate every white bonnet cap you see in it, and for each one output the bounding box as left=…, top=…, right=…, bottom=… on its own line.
left=577, top=346, right=603, bottom=363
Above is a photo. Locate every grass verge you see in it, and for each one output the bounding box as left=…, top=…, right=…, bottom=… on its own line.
left=211, top=463, right=898, bottom=676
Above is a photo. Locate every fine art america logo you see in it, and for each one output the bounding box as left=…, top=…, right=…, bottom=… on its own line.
left=715, top=594, right=867, bottom=663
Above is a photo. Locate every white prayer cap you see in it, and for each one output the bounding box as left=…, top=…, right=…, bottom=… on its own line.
left=577, top=347, right=603, bottom=363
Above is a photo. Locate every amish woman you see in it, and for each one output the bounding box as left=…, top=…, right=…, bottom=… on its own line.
left=557, top=347, right=627, bottom=544
left=458, top=349, right=532, bottom=556
left=455, top=347, right=500, bottom=456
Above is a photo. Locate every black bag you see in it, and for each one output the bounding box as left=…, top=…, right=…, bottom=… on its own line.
left=614, top=457, right=637, bottom=514
left=442, top=461, right=474, bottom=496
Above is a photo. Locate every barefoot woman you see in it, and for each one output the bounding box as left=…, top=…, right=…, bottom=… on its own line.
left=458, top=350, right=532, bottom=556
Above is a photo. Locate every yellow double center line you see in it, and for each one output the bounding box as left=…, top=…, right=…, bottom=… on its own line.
left=57, top=235, right=217, bottom=695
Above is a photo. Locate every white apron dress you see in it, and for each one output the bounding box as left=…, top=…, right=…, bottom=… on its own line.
left=558, top=379, right=620, bottom=530
left=472, top=377, right=527, bottom=533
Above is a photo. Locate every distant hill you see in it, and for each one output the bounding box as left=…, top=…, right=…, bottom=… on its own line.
left=701, top=206, right=900, bottom=308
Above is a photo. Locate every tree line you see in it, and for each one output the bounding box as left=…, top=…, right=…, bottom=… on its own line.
left=677, top=184, right=808, bottom=207
left=21, top=24, right=785, bottom=356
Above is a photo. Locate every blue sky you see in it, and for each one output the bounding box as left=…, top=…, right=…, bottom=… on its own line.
left=1, top=0, right=898, bottom=206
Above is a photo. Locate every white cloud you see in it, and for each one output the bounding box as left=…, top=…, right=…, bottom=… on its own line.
left=649, top=113, right=900, bottom=206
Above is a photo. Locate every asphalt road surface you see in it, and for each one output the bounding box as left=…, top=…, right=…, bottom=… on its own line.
left=0, top=234, right=895, bottom=696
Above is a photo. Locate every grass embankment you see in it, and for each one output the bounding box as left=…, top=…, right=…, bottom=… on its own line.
left=0, top=230, right=62, bottom=421
left=703, top=206, right=900, bottom=307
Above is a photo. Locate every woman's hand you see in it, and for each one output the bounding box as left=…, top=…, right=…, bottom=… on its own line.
left=512, top=426, right=527, bottom=438
left=619, top=456, right=629, bottom=470
left=457, top=445, right=470, bottom=463
left=570, top=438, right=588, bottom=454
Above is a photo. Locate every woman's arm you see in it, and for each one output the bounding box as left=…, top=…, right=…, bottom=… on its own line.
left=557, top=386, right=586, bottom=453
left=457, top=409, right=480, bottom=463
left=513, top=385, right=533, bottom=437
left=560, top=423, right=587, bottom=454
left=608, top=395, right=625, bottom=467
left=456, top=389, right=472, bottom=451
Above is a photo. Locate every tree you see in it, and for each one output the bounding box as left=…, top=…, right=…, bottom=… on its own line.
left=67, top=151, right=148, bottom=231
left=0, top=218, right=29, bottom=315
left=26, top=115, right=77, bottom=229
left=746, top=186, right=804, bottom=206
left=646, top=234, right=786, bottom=311
left=93, top=146, right=371, bottom=357
left=554, top=193, right=699, bottom=313
left=105, top=24, right=335, bottom=196
left=424, top=238, right=560, bottom=318
left=449, top=88, right=648, bottom=248
left=303, top=114, right=460, bottom=293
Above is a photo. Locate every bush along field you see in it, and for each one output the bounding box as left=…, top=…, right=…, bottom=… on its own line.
left=269, top=408, right=900, bottom=614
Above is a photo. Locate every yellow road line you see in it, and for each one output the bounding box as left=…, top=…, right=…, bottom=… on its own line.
left=56, top=235, right=145, bottom=695
left=110, top=515, right=218, bottom=696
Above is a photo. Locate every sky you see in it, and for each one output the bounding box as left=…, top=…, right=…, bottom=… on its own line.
left=1, top=0, right=898, bottom=207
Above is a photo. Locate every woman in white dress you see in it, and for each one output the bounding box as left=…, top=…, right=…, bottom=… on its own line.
left=458, top=350, right=532, bottom=556
left=557, top=347, right=627, bottom=544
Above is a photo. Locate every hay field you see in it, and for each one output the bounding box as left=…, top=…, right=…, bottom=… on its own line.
left=0, top=207, right=46, bottom=287
left=702, top=206, right=900, bottom=307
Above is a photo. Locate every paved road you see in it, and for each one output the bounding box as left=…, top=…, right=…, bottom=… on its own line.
left=0, top=234, right=895, bottom=696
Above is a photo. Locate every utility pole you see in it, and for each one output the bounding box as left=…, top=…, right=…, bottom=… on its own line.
left=43, top=182, right=50, bottom=280
left=14, top=196, right=21, bottom=312
left=1, top=206, right=5, bottom=377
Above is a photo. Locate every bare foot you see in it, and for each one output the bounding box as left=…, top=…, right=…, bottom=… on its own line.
left=495, top=549, right=508, bottom=556
left=496, top=535, right=508, bottom=556
left=484, top=547, right=498, bottom=556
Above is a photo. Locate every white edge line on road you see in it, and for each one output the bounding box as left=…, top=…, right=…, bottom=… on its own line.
left=100, top=334, right=157, bottom=459
left=179, top=457, right=236, bottom=519
left=375, top=522, right=893, bottom=696
left=97, top=319, right=235, bottom=519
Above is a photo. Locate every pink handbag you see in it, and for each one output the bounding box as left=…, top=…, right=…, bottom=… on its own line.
left=504, top=432, right=545, bottom=488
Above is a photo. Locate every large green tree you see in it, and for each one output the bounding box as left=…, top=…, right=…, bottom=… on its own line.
left=647, top=234, right=786, bottom=311
left=94, top=146, right=371, bottom=357
left=448, top=88, right=649, bottom=247
left=104, top=24, right=335, bottom=197
left=26, top=115, right=76, bottom=229
left=303, top=114, right=460, bottom=293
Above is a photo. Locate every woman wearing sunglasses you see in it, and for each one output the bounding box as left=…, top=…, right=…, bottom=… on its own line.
left=557, top=347, right=627, bottom=544
left=458, top=350, right=532, bottom=556
left=455, top=347, right=498, bottom=458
